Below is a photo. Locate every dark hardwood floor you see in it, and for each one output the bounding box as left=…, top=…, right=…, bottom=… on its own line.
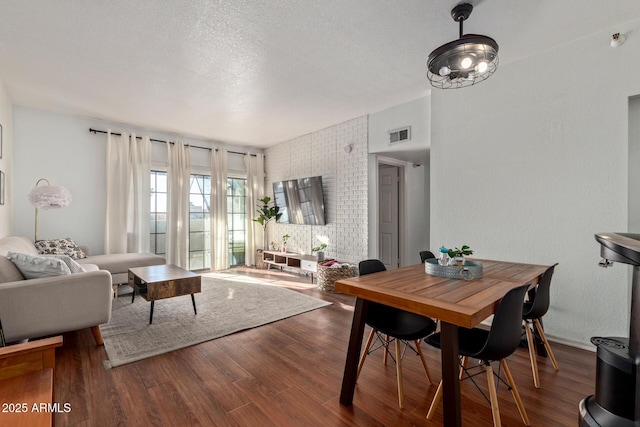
left=54, top=267, right=595, bottom=426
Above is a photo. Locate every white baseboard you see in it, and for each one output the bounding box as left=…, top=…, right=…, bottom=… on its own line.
left=545, top=334, right=596, bottom=352
left=481, top=316, right=597, bottom=353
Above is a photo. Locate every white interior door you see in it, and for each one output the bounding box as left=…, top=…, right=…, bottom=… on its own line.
left=379, top=165, right=399, bottom=269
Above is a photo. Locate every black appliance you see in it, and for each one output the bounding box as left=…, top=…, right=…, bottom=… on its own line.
left=579, top=232, right=640, bottom=426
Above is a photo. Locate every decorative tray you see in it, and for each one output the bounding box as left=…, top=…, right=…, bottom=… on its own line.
left=424, top=258, right=483, bottom=280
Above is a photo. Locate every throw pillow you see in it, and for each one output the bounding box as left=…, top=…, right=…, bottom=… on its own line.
left=34, top=238, right=87, bottom=259
left=6, top=251, right=72, bottom=279
left=43, top=254, right=85, bottom=274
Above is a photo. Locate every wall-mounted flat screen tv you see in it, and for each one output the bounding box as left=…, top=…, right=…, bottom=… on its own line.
left=272, top=176, right=326, bottom=225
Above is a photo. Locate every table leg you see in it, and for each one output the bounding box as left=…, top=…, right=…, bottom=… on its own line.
left=149, top=301, right=154, bottom=325
left=440, top=321, right=462, bottom=427
left=131, top=286, right=136, bottom=303
left=191, top=294, right=197, bottom=315
left=339, top=297, right=369, bottom=405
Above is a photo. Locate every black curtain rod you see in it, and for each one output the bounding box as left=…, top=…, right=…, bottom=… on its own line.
left=89, top=128, right=257, bottom=156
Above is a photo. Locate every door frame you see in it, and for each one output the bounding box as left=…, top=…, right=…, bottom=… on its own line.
left=376, top=156, right=406, bottom=268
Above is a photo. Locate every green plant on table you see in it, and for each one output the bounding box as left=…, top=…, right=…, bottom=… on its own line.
left=448, top=245, right=473, bottom=258
left=311, top=243, right=328, bottom=253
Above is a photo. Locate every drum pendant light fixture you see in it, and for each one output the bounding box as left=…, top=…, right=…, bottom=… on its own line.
left=427, top=3, right=499, bottom=89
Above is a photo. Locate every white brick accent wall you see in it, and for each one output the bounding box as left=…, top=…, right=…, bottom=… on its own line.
left=265, top=116, right=368, bottom=263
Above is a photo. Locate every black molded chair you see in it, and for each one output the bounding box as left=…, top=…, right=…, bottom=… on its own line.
left=356, top=259, right=437, bottom=408
left=420, top=250, right=436, bottom=263
left=523, top=263, right=559, bottom=388
left=425, top=284, right=531, bottom=427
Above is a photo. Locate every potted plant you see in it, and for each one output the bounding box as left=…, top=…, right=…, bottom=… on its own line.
left=253, top=196, right=282, bottom=249
left=281, top=234, right=290, bottom=253
left=448, top=245, right=473, bottom=266
left=312, top=242, right=328, bottom=261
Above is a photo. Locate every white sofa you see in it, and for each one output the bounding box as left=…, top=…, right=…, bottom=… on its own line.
left=75, top=244, right=166, bottom=294
left=0, top=236, right=165, bottom=345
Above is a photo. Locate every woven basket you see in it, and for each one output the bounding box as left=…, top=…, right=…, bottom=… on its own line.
left=256, top=250, right=268, bottom=270
left=316, top=262, right=356, bottom=292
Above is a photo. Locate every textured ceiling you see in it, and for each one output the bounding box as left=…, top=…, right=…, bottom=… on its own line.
left=1, top=1, right=639, bottom=148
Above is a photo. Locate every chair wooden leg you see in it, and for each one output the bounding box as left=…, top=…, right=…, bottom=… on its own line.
left=485, top=364, right=502, bottom=427
left=524, top=320, right=540, bottom=388
left=426, top=380, right=443, bottom=420
left=395, top=338, right=404, bottom=408
left=357, top=328, right=376, bottom=381
left=459, top=356, right=468, bottom=380
left=534, top=318, right=560, bottom=371
left=414, top=340, right=433, bottom=384
left=90, top=325, right=104, bottom=346
left=501, top=359, right=530, bottom=426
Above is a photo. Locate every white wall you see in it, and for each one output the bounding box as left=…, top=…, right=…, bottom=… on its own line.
left=13, top=106, right=258, bottom=255
left=368, top=96, right=430, bottom=164
left=367, top=97, right=430, bottom=265
left=0, top=79, right=13, bottom=238
left=431, top=23, right=640, bottom=348
left=629, top=96, right=640, bottom=233
left=265, top=116, right=369, bottom=263
left=405, top=159, right=429, bottom=264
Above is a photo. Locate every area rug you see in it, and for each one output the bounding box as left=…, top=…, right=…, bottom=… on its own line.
left=101, top=273, right=331, bottom=368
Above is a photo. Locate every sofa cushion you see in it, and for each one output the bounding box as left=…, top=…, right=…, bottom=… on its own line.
left=80, top=263, right=99, bottom=272
left=0, top=236, right=39, bottom=257
left=78, top=253, right=165, bottom=274
left=0, top=256, right=25, bottom=283
left=35, top=238, right=87, bottom=259
left=7, top=251, right=72, bottom=279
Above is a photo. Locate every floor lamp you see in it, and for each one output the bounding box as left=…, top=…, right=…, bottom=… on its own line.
left=27, top=178, right=72, bottom=241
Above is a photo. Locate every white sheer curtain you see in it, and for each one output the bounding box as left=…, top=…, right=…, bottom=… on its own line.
left=105, top=131, right=129, bottom=254
left=166, top=141, right=191, bottom=268
left=127, top=134, right=151, bottom=253
left=245, top=153, right=265, bottom=266
left=105, top=131, right=151, bottom=254
left=210, top=148, right=229, bottom=270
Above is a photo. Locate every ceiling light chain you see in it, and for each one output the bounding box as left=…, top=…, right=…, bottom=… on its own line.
left=427, top=3, right=499, bottom=89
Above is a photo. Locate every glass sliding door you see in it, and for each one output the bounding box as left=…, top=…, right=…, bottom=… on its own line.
left=149, top=172, right=247, bottom=270
left=150, top=171, right=167, bottom=257
left=227, top=178, right=246, bottom=266
left=189, top=174, right=211, bottom=270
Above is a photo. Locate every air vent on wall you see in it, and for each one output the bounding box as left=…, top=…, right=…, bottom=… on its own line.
left=389, top=127, right=411, bottom=144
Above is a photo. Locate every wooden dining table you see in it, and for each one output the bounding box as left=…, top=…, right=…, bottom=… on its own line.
left=335, top=259, right=550, bottom=427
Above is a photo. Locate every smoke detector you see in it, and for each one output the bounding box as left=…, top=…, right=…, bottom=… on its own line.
left=611, top=33, right=626, bottom=48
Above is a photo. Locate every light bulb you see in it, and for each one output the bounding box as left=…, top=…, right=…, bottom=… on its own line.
left=460, top=57, right=472, bottom=69
left=476, top=61, right=488, bottom=73
left=439, top=66, right=451, bottom=76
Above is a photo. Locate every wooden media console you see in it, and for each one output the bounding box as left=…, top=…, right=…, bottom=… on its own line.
left=261, top=250, right=318, bottom=282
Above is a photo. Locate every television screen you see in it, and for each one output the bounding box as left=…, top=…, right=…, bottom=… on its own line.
left=272, top=176, right=326, bottom=225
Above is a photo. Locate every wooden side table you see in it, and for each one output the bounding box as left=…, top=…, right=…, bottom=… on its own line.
left=0, top=335, right=63, bottom=427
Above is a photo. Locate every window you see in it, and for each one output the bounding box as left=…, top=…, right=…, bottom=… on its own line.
left=227, top=178, right=246, bottom=266
left=189, top=174, right=211, bottom=270
left=150, top=171, right=167, bottom=256
left=150, top=172, right=247, bottom=270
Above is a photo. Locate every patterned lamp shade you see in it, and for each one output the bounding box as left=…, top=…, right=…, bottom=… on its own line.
left=28, top=178, right=72, bottom=241
left=28, top=179, right=72, bottom=209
